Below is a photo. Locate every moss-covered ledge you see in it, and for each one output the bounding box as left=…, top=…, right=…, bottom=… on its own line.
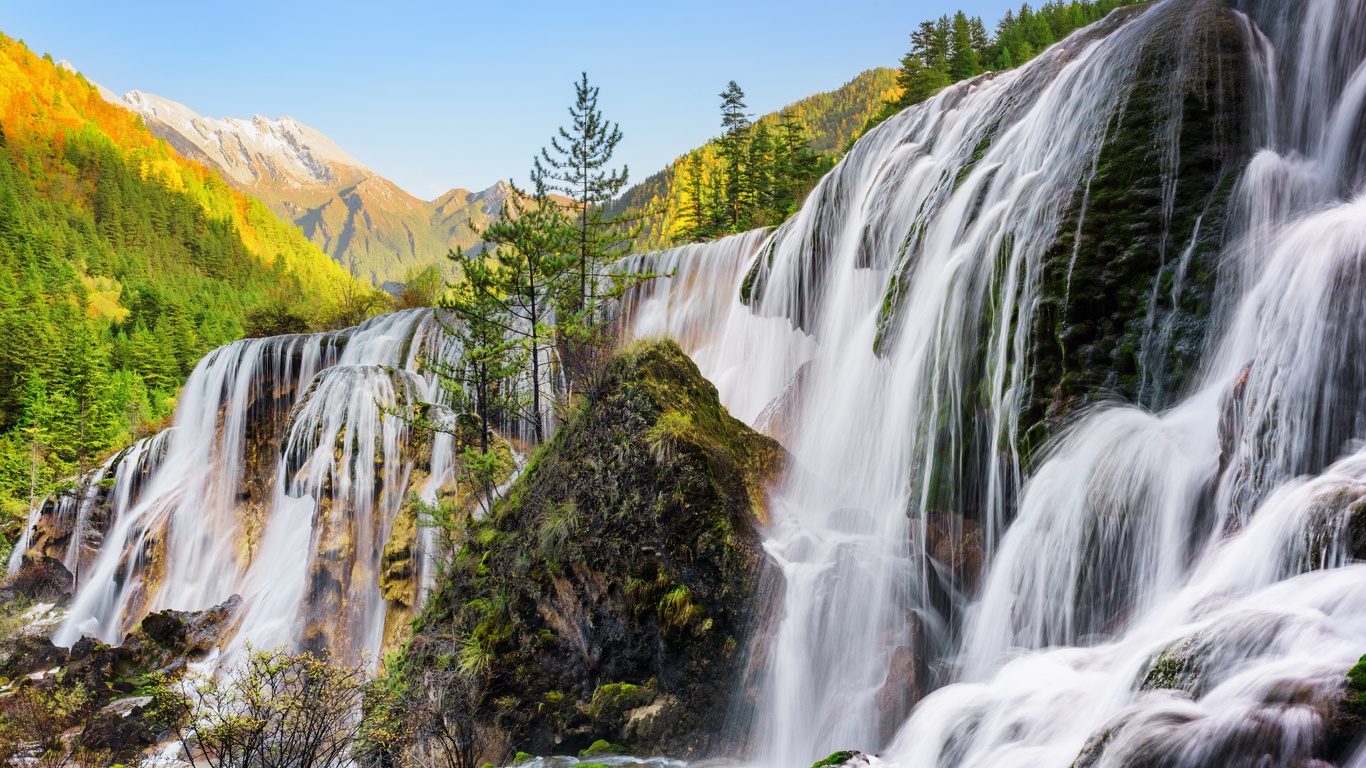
left=401, top=338, right=784, bottom=759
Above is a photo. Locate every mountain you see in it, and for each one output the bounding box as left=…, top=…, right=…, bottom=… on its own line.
left=611, top=68, right=900, bottom=252
left=91, top=84, right=504, bottom=285
left=0, top=37, right=357, bottom=528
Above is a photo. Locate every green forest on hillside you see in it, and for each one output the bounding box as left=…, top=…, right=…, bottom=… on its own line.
left=612, top=1, right=1147, bottom=253
left=0, top=37, right=362, bottom=547
left=863, top=0, right=1149, bottom=133
left=609, top=68, right=898, bottom=251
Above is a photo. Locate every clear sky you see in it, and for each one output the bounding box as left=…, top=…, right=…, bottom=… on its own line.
left=2, top=0, right=1022, bottom=199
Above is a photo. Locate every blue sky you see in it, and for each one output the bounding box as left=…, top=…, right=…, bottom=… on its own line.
left=3, top=0, right=1021, bottom=198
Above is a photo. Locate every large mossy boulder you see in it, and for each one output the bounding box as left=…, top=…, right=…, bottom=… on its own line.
left=404, top=339, right=784, bottom=758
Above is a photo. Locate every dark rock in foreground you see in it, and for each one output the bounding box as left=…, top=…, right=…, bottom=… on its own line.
left=402, top=339, right=784, bottom=759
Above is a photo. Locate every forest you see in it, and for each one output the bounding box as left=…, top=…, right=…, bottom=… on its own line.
left=0, top=35, right=362, bottom=554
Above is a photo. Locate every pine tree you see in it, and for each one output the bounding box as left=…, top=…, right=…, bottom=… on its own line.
left=438, top=248, right=521, bottom=514
left=533, top=73, right=637, bottom=393
left=716, top=81, right=753, bottom=233
left=673, top=153, right=711, bottom=243
left=748, top=121, right=776, bottom=225
left=479, top=176, right=568, bottom=444
left=949, top=12, right=984, bottom=81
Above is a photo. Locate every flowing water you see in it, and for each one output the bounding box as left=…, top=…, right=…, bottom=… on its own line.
left=622, top=0, right=1366, bottom=765
left=14, top=0, right=1366, bottom=764
left=41, top=309, right=460, bottom=663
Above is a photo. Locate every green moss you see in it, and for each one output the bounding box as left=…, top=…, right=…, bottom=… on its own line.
left=402, top=339, right=782, bottom=756
left=578, top=740, right=628, bottom=758
left=812, top=751, right=859, bottom=768
left=1016, top=1, right=1249, bottom=465
left=1140, top=636, right=1200, bottom=693
left=1345, top=654, right=1366, bottom=715
left=513, top=753, right=535, bottom=764
left=589, top=681, right=656, bottom=723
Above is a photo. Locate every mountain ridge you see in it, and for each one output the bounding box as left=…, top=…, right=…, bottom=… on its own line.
left=73, top=74, right=503, bottom=284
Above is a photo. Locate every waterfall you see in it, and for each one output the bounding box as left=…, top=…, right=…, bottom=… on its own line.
left=9, top=0, right=1364, bottom=761
left=41, top=309, right=460, bottom=664
left=623, top=0, right=1366, bottom=764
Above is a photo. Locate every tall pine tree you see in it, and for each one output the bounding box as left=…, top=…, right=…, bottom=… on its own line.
left=716, top=81, right=753, bottom=233
left=533, top=73, right=638, bottom=393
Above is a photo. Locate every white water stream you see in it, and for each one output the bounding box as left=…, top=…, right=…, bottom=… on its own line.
left=13, top=0, right=1366, bottom=764
left=623, top=0, right=1366, bottom=765
left=45, top=309, right=458, bottom=663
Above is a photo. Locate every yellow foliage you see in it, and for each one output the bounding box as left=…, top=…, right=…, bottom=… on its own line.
left=0, top=33, right=357, bottom=300
left=81, top=275, right=129, bottom=322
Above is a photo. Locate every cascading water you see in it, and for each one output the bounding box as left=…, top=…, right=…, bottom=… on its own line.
left=8, top=0, right=1361, bottom=762
left=33, top=309, right=461, bottom=664
left=622, top=0, right=1366, bottom=764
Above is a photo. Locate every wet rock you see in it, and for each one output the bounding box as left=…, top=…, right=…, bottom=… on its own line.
left=1021, top=0, right=1251, bottom=459
left=2, top=555, right=74, bottom=604
left=79, top=697, right=158, bottom=761
left=402, top=339, right=785, bottom=758
left=622, top=694, right=682, bottom=747
left=876, top=645, right=922, bottom=744
left=578, top=739, right=628, bottom=757
left=1139, top=635, right=1202, bottom=694
left=0, top=634, right=67, bottom=679
left=811, top=750, right=863, bottom=768
left=1323, top=654, right=1366, bottom=760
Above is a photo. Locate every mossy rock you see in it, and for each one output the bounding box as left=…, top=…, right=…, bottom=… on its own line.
left=589, top=681, right=656, bottom=723
left=578, top=740, right=629, bottom=758
left=1019, top=0, right=1251, bottom=464
left=1139, top=635, right=1201, bottom=694
left=811, top=750, right=861, bottom=768
left=402, top=339, right=784, bottom=758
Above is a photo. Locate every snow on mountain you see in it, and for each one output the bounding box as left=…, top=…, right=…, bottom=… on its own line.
left=71, top=68, right=501, bottom=284
left=118, top=90, right=368, bottom=190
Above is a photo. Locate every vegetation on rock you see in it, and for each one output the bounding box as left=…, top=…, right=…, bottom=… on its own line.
left=393, top=339, right=783, bottom=760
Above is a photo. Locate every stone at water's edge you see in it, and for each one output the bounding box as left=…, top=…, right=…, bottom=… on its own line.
left=0, top=594, right=241, bottom=763
left=402, top=339, right=785, bottom=760
left=811, top=751, right=863, bottom=768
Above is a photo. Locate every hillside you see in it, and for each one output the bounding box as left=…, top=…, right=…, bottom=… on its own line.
left=611, top=68, right=899, bottom=252
left=0, top=36, right=358, bottom=542
left=96, top=86, right=508, bottom=285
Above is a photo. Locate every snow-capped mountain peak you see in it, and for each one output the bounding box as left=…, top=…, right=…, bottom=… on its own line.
left=117, top=90, right=369, bottom=190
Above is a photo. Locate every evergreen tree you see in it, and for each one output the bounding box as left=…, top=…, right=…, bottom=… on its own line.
left=673, top=154, right=712, bottom=243
left=775, top=111, right=822, bottom=216
left=748, top=121, right=776, bottom=225
left=438, top=248, right=521, bottom=514
left=866, top=0, right=1144, bottom=136
left=533, top=73, right=637, bottom=393
left=479, top=177, right=569, bottom=443
left=949, top=12, right=984, bottom=81
left=716, top=81, right=753, bottom=232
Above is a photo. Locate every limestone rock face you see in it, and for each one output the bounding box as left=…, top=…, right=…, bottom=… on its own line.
left=404, top=339, right=785, bottom=758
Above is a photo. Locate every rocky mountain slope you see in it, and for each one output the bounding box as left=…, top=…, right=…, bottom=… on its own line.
left=77, top=75, right=505, bottom=285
